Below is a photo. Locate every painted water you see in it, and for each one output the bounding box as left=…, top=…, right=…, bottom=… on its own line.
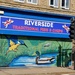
left=9, top=53, right=58, bottom=67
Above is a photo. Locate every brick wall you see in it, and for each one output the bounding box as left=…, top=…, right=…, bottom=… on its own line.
left=0, top=0, right=75, bottom=16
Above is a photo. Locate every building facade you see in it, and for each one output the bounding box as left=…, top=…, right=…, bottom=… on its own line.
left=0, top=0, right=75, bottom=15
left=0, top=0, right=74, bottom=67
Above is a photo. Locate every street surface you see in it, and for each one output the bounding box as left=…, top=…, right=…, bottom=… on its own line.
left=0, top=67, right=75, bottom=75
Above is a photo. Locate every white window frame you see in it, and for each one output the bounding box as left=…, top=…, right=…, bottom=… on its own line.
left=60, top=0, right=70, bottom=9
left=49, top=0, right=58, bottom=8
left=13, top=0, right=25, bottom=3
left=27, top=0, right=38, bottom=5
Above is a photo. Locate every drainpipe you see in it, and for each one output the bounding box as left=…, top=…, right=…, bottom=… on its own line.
left=74, top=51, right=75, bottom=70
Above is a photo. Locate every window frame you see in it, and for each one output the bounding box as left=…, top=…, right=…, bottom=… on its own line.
left=13, top=0, right=25, bottom=3
left=26, top=0, right=38, bottom=5
left=49, top=0, right=58, bottom=8
left=60, top=0, right=70, bottom=9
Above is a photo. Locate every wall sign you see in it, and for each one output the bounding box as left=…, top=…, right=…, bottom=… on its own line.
left=0, top=16, right=70, bottom=38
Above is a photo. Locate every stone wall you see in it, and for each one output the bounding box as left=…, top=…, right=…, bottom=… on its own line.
left=0, top=0, right=75, bottom=15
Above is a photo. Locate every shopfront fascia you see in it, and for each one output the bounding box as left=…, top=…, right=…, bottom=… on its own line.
left=0, top=6, right=73, bottom=38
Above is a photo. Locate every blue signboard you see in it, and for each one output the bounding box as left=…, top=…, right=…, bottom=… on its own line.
left=0, top=16, right=70, bottom=38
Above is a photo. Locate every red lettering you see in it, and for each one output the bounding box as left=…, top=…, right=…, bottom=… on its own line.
left=40, top=28, right=48, bottom=32
left=49, top=29, right=63, bottom=33
left=13, top=25, right=39, bottom=31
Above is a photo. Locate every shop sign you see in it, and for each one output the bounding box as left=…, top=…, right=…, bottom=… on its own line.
left=0, top=16, right=70, bottom=33
left=0, top=16, right=70, bottom=38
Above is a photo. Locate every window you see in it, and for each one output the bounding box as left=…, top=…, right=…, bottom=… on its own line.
left=13, top=0, right=25, bottom=3
left=60, top=0, right=70, bottom=9
left=49, top=0, right=58, bottom=8
left=27, top=0, right=38, bottom=4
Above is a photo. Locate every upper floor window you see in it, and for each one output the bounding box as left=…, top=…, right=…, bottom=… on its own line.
left=13, top=0, right=25, bottom=3
left=60, top=0, right=70, bottom=9
left=27, top=0, right=38, bottom=5
left=49, top=0, right=58, bottom=8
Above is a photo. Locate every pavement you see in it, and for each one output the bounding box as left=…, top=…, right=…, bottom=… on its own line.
left=0, top=67, right=75, bottom=75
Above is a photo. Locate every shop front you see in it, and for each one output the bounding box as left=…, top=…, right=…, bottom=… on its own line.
left=0, top=6, right=73, bottom=67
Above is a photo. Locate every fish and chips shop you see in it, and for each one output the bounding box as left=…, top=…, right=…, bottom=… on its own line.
left=0, top=6, right=72, bottom=67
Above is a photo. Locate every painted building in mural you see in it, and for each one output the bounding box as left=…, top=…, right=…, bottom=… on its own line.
left=0, top=0, right=74, bottom=67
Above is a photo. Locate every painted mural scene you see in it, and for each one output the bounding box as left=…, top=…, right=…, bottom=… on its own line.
left=0, top=35, right=72, bottom=67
